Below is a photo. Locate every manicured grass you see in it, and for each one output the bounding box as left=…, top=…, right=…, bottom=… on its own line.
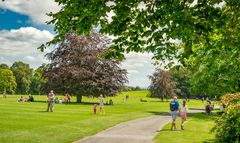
left=154, top=113, right=218, bottom=143
left=0, top=91, right=212, bottom=143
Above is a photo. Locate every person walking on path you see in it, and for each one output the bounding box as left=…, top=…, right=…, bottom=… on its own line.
left=179, top=99, right=188, bottom=130
left=170, top=96, right=179, bottom=130
left=47, top=90, right=55, bottom=112
left=99, top=94, right=105, bottom=113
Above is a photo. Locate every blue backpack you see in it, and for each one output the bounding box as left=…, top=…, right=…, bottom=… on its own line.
left=170, top=100, right=176, bottom=111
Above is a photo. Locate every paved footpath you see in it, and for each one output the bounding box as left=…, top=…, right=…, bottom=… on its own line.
left=74, top=115, right=171, bottom=143
left=74, top=110, right=202, bottom=143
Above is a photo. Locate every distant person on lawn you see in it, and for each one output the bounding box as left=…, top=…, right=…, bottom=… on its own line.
left=170, top=96, right=179, bottom=130
left=205, top=101, right=212, bottom=115
left=18, top=96, right=24, bottom=102
left=99, top=94, right=104, bottom=113
left=3, top=92, right=6, bottom=98
left=67, top=94, right=71, bottom=104
left=47, top=90, right=55, bottom=112
left=93, top=104, right=97, bottom=114
left=179, top=99, right=188, bottom=130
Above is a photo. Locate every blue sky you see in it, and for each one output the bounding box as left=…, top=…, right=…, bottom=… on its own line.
left=0, top=0, right=155, bottom=87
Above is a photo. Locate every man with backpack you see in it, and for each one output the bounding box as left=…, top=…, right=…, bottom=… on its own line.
left=170, top=96, right=179, bottom=130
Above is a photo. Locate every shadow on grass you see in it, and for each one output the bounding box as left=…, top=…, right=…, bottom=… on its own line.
left=149, top=100, right=170, bottom=103
left=189, top=107, right=205, bottom=110
left=159, top=128, right=182, bottom=132
left=37, top=111, right=47, bottom=112
left=145, top=111, right=170, bottom=116
left=33, top=100, right=98, bottom=105
left=188, top=112, right=220, bottom=121
left=203, top=139, right=216, bottom=143
left=145, top=111, right=220, bottom=121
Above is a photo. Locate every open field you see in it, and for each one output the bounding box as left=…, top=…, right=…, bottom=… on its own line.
left=0, top=91, right=214, bottom=143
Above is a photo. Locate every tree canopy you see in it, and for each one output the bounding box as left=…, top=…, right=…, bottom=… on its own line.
left=45, top=0, right=239, bottom=64
left=148, top=69, right=178, bottom=101
left=11, top=61, right=33, bottom=94
left=0, top=67, right=16, bottom=94
left=44, top=32, right=128, bottom=102
left=30, top=65, right=47, bottom=95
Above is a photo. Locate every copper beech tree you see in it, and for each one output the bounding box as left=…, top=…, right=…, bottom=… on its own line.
left=148, top=69, right=178, bottom=101
left=44, top=32, right=128, bottom=103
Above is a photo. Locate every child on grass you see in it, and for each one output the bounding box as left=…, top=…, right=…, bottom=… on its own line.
left=93, top=104, right=97, bottom=114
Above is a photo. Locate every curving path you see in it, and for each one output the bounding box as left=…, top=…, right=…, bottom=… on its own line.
left=74, top=110, right=203, bottom=143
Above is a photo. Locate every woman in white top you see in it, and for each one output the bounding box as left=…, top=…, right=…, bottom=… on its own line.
left=179, top=99, right=188, bottom=130
left=99, top=94, right=105, bottom=113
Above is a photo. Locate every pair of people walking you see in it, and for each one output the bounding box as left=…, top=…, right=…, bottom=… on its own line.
left=170, top=96, right=188, bottom=130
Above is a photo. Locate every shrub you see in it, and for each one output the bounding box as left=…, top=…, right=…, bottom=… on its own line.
left=212, top=93, right=240, bottom=143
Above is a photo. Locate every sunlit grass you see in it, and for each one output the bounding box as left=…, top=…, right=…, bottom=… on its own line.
left=154, top=113, right=218, bottom=143
left=0, top=91, right=213, bottom=143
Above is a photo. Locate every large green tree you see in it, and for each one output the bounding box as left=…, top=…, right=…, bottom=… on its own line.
left=44, top=0, right=239, bottom=63
left=44, top=32, right=128, bottom=103
left=171, top=65, right=191, bottom=98
left=185, top=40, right=240, bottom=97
left=0, top=64, right=9, bottom=69
left=11, top=61, right=33, bottom=94
left=35, top=0, right=239, bottom=97
left=0, top=67, right=17, bottom=94
left=30, top=65, right=47, bottom=95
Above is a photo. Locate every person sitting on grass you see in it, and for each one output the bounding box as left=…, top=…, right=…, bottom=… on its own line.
left=126, top=95, right=129, bottom=100
left=27, top=95, right=34, bottom=102
left=55, top=97, right=59, bottom=104
left=24, top=96, right=28, bottom=102
left=140, top=98, right=147, bottom=102
left=109, top=99, right=114, bottom=105
left=18, top=96, right=24, bottom=102
left=59, top=98, right=63, bottom=104
left=179, top=99, right=188, bottom=130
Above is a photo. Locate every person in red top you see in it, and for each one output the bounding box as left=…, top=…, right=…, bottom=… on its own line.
left=65, top=93, right=71, bottom=104
left=93, top=104, right=97, bottom=114
left=67, top=94, right=71, bottom=104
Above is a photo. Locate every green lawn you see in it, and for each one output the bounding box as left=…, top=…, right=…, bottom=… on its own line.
left=154, top=113, right=218, bottom=143
left=0, top=91, right=213, bottom=143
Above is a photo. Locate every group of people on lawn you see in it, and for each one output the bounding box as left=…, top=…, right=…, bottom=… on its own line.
left=18, top=95, right=34, bottom=102
left=45, top=90, right=218, bottom=131
left=46, top=90, right=73, bottom=112
left=46, top=90, right=105, bottom=113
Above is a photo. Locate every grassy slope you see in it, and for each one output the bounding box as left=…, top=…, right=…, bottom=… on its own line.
left=0, top=91, right=211, bottom=143
left=154, top=113, right=218, bottom=143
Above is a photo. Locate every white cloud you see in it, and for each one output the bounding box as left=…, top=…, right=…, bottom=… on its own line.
left=122, top=52, right=155, bottom=87
left=0, top=0, right=60, bottom=24
left=0, top=27, right=53, bottom=68
left=127, top=70, right=139, bottom=74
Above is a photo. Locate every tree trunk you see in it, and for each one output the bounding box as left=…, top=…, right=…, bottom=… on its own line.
left=161, top=96, right=164, bottom=102
left=76, top=95, right=82, bottom=103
